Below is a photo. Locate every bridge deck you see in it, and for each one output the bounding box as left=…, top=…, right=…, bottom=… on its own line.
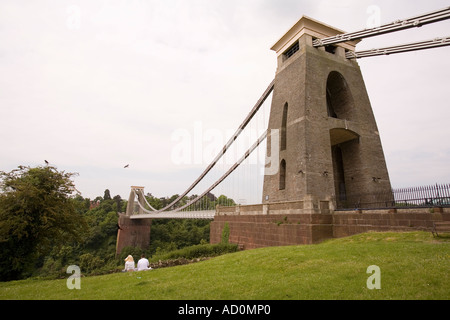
left=130, top=210, right=215, bottom=220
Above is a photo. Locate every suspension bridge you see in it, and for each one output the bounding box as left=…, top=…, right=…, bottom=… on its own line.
left=116, top=7, right=450, bottom=253
left=125, top=7, right=450, bottom=221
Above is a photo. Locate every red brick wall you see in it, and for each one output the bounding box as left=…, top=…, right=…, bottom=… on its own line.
left=210, top=214, right=333, bottom=249
left=210, top=207, right=450, bottom=250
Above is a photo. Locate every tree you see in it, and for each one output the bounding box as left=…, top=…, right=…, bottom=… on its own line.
left=0, top=165, right=87, bottom=280
left=103, top=189, right=112, bottom=200
left=113, top=194, right=122, bottom=212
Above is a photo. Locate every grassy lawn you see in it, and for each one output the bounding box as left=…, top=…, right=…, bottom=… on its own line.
left=0, top=231, right=449, bottom=300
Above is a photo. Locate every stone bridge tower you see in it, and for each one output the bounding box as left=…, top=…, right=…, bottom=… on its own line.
left=116, top=187, right=152, bottom=255
left=262, top=16, right=392, bottom=209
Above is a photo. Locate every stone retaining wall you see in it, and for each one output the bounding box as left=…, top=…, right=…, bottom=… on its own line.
left=210, top=203, right=450, bottom=249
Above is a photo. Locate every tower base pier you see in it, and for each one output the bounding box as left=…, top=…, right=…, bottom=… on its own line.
left=116, top=214, right=152, bottom=255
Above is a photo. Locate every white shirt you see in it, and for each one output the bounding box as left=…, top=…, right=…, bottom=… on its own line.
left=137, top=258, right=151, bottom=271
left=124, top=261, right=135, bottom=271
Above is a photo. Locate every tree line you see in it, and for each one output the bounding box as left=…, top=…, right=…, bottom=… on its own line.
left=0, top=165, right=235, bottom=281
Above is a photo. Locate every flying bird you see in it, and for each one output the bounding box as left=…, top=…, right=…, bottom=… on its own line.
left=124, top=164, right=129, bottom=168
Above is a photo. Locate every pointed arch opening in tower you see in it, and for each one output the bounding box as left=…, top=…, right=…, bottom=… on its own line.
left=326, top=71, right=355, bottom=120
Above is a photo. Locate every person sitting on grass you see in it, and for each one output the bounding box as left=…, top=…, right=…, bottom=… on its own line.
left=137, top=253, right=152, bottom=271
left=123, top=255, right=136, bottom=272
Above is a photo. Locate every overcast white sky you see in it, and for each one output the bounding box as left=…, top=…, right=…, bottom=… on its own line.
left=1, top=0, right=449, bottom=200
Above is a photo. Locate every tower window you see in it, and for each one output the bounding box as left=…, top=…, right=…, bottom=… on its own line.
left=325, top=45, right=337, bottom=54
left=279, top=159, right=286, bottom=190
left=283, top=41, right=299, bottom=60
left=280, top=103, right=288, bottom=151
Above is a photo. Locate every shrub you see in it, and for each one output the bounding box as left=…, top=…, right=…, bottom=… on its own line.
left=79, top=253, right=104, bottom=273
left=221, top=223, right=230, bottom=244
left=150, top=243, right=238, bottom=262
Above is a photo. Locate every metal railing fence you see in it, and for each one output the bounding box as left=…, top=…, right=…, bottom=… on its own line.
left=337, top=183, right=450, bottom=209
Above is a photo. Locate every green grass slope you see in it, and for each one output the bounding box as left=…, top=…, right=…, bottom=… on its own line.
left=1, top=231, right=449, bottom=300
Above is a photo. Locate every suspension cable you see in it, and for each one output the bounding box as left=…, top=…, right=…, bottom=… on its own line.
left=134, top=130, right=268, bottom=215
left=134, top=188, right=158, bottom=211
left=313, top=6, right=450, bottom=47
left=172, top=129, right=268, bottom=212
left=346, top=36, right=450, bottom=58
left=154, top=79, right=274, bottom=212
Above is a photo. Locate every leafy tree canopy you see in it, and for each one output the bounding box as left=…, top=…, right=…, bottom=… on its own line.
left=0, top=165, right=87, bottom=280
